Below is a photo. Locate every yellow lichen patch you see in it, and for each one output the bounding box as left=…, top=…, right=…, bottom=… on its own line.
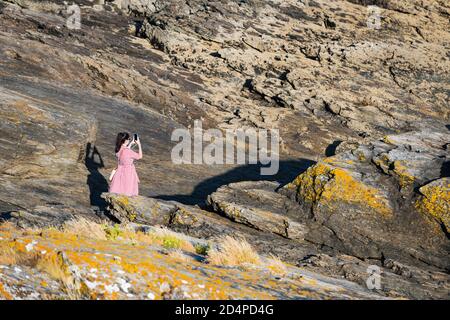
left=323, top=157, right=338, bottom=164
left=416, top=179, right=450, bottom=232
left=116, top=196, right=130, bottom=206
left=292, top=162, right=392, bottom=216
left=383, top=135, right=395, bottom=145
left=0, top=219, right=380, bottom=300
left=0, top=240, right=40, bottom=266
left=355, top=150, right=366, bottom=162
left=372, top=154, right=390, bottom=173
left=0, top=241, right=18, bottom=265
left=392, top=160, right=415, bottom=189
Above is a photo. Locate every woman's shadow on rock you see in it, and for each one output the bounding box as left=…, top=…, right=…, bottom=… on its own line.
left=154, top=158, right=316, bottom=207
left=85, top=142, right=109, bottom=213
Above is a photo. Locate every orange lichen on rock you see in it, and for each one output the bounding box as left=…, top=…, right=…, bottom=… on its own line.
left=0, top=221, right=384, bottom=300
left=289, top=162, right=392, bottom=216
left=0, top=282, right=13, bottom=300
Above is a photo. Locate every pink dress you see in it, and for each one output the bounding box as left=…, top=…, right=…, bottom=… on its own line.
left=109, top=146, right=141, bottom=196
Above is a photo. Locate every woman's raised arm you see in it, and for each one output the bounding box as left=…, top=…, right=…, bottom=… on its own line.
left=135, top=137, right=143, bottom=160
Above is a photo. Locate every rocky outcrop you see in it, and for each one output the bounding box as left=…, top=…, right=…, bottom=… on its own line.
left=417, top=178, right=450, bottom=233
left=102, top=191, right=450, bottom=299
left=0, top=222, right=385, bottom=300
left=0, top=88, right=97, bottom=179
left=282, top=127, right=450, bottom=270
left=207, top=181, right=308, bottom=240
left=0, top=0, right=449, bottom=300
left=102, top=192, right=319, bottom=264
left=127, top=0, right=450, bottom=157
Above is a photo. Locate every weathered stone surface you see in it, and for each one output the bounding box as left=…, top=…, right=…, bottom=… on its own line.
left=298, top=253, right=450, bottom=300
left=102, top=192, right=320, bottom=264
left=0, top=205, right=94, bottom=229
left=0, top=86, right=97, bottom=178
left=282, top=127, right=450, bottom=270
left=127, top=0, right=449, bottom=158
left=0, top=0, right=449, bottom=300
left=0, top=221, right=385, bottom=300
left=416, top=178, right=450, bottom=233
left=102, top=191, right=449, bottom=299
left=207, top=181, right=308, bottom=240
left=102, top=193, right=176, bottom=225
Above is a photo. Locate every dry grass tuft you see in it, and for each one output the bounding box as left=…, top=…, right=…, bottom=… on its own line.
left=109, top=225, right=195, bottom=253
left=62, top=217, right=107, bottom=240
left=0, top=242, right=19, bottom=265
left=207, top=235, right=261, bottom=268
left=60, top=218, right=195, bottom=253
left=150, top=227, right=195, bottom=252
left=36, top=253, right=88, bottom=300
left=36, top=254, right=68, bottom=283
left=167, top=249, right=191, bottom=262
left=265, top=254, right=288, bottom=277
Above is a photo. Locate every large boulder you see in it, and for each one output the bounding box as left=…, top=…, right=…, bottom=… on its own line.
left=207, top=181, right=308, bottom=241
left=101, top=192, right=321, bottom=264
left=282, top=127, right=450, bottom=269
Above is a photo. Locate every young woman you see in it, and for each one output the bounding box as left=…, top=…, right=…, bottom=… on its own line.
left=109, top=132, right=143, bottom=196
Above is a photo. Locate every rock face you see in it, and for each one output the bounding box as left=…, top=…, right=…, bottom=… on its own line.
left=0, top=223, right=385, bottom=300
left=102, top=191, right=450, bottom=299
left=417, top=178, right=450, bottom=233
left=129, top=0, right=450, bottom=156
left=0, top=0, right=449, bottom=300
left=207, top=181, right=308, bottom=240
left=102, top=191, right=320, bottom=265
left=282, top=127, right=450, bottom=270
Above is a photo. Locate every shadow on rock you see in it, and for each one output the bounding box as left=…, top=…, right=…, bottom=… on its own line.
left=85, top=142, right=109, bottom=213
left=325, top=140, right=343, bottom=157
left=441, top=161, right=450, bottom=178
left=154, top=159, right=316, bottom=206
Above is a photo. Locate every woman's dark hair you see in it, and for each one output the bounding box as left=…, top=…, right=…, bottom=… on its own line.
left=115, top=132, right=130, bottom=153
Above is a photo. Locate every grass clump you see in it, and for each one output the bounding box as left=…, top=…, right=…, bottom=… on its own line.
left=265, top=254, right=288, bottom=277
left=55, top=217, right=196, bottom=253
left=194, top=243, right=210, bottom=256
left=162, top=236, right=182, bottom=250
left=62, top=217, right=107, bottom=241
left=151, top=227, right=195, bottom=252
left=168, top=249, right=190, bottom=262
left=207, top=236, right=261, bottom=268
left=104, top=224, right=123, bottom=240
